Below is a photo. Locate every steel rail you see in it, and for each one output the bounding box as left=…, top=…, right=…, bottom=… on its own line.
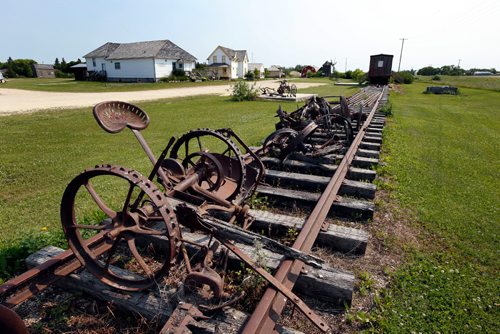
left=0, top=233, right=110, bottom=307
left=241, top=86, right=386, bottom=333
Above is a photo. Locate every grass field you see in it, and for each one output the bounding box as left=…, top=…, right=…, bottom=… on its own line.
left=417, top=75, right=500, bottom=91
left=371, top=82, right=499, bottom=332
left=0, top=84, right=352, bottom=280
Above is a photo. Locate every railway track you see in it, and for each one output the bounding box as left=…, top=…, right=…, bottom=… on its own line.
left=0, top=85, right=389, bottom=333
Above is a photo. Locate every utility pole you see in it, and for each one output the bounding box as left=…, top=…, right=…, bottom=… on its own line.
left=344, top=58, right=347, bottom=72
left=458, top=59, right=462, bottom=68
left=397, top=38, right=407, bottom=72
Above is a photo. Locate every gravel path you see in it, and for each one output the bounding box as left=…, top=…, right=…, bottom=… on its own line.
left=0, top=81, right=323, bottom=116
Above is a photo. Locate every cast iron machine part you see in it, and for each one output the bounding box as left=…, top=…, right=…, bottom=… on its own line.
left=60, top=101, right=330, bottom=332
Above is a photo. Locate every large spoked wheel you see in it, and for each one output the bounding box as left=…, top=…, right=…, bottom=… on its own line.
left=170, top=129, right=246, bottom=201
left=262, top=128, right=299, bottom=159
left=290, top=84, right=297, bottom=97
left=183, top=152, right=224, bottom=192
left=61, top=165, right=180, bottom=291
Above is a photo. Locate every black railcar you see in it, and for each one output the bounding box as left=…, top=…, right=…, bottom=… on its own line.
left=368, top=54, right=393, bottom=84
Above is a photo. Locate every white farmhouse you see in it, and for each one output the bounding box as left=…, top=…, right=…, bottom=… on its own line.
left=84, top=40, right=197, bottom=82
left=206, top=46, right=248, bottom=79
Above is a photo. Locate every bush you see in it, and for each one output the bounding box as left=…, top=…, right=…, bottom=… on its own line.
left=55, top=70, right=73, bottom=78
left=351, top=68, right=365, bottom=82
left=392, top=71, right=414, bottom=84
left=230, top=80, right=259, bottom=101
left=172, top=68, right=185, bottom=77
left=244, top=70, right=255, bottom=81
left=432, top=75, right=441, bottom=81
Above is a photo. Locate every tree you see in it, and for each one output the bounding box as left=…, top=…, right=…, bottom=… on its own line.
left=54, top=58, right=60, bottom=70
left=417, top=66, right=440, bottom=76
left=351, top=68, right=365, bottom=82
left=253, top=67, right=260, bottom=79
left=60, top=58, right=67, bottom=72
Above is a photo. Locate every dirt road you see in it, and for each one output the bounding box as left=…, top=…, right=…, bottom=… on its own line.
left=0, top=81, right=323, bottom=116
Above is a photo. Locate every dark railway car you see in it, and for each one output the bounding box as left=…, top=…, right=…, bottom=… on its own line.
left=368, top=54, right=393, bottom=84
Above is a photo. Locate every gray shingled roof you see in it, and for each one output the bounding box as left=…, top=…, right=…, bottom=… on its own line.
left=84, top=40, right=196, bottom=62
left=33, top=64, right=54, bottom=70
left=84, top=42, right=120, bottom=58
left=215, top=46, right=247, bottom=62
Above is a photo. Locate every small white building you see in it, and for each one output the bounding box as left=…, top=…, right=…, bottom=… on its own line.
left=206, top=46, right=248, bottom=79
left=248, top=63, right=265, bottom=78
left=266, top=65, right=284, bottom=78
left=84, top=40, right=197, bottom=82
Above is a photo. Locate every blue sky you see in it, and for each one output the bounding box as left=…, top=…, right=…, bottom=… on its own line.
left=2, top=0, right=498, bottom=71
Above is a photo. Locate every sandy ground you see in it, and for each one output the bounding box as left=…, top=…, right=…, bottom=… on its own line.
left=0, top=81, right=324, bottom=116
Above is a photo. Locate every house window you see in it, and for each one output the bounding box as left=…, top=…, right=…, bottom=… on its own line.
left=115, top=62, right=121, bottom=70
left=213, top=55, right=217, bottom=63
left=377, top=60, right=384, bottom=68
left=222, top=55, right=226, bottom=63
left=92, top=58, right=96, bottom=67
left=178, top=63, right=183, bottom=68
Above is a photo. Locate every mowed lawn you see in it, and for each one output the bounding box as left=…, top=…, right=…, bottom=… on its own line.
left=374, top=83, right=499, bottom=332
left=0, top=83, right=351, bottom=279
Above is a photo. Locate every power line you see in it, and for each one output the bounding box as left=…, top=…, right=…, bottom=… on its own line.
left=397, top=38, right=407, bottom=72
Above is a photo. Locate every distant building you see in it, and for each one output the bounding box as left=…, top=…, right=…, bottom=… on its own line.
left=248, top=63, right=265, bottom=78
left=70, top=63, right=88, bottom=81
left=319, top=60, right=336, bottom=77
left=83, top=39, right=197, bottom=82
left=32, top=64, right=55, bottom=78
left=206, top=46, right=248, bottom=79
left=266, top=65, right=284, bottom=78
left=473, top=71, right=493, bottom=76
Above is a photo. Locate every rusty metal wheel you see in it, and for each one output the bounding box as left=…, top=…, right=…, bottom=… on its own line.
left=61, top=165, right=181, bottom=291
left=183, top=151, right=224, bottom=192
left=169, top=129, right=246, bottom=201
left=262, top=128, right=299, bottom=158
left=290, top=84, right=297, bottom=97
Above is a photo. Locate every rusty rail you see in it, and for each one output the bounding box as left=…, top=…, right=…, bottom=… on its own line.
left=0, top=233, right=109, bottom=307
left=241, top=86, right=386, bottom=333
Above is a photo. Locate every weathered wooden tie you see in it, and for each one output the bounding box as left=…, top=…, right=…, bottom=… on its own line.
left=256, top=185, right=374, bottom=220
left=249, top=210, right=369, bottom=254
left=26, top=247, right=303, bottom=334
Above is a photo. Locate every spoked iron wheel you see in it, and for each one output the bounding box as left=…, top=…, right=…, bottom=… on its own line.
left=61, top=165, right=180, bottom=291
left=262, top=128, right=299, bottom=159
left=183, top=151, right=224, bottom=192
left=169, top=129, right=246, bottom=201
left=290, top=84, right=297, bottom=97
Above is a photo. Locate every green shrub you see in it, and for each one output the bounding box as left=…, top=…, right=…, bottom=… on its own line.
left=55, top=70, right=73, bottom=78
left=432, top=75, right=441, bottom=81
left=230, top=80, right=259, bottom=101
left=172, top=68, right=185, bottom=77
left=351, top=68, right=365, bottom=82
left=392, top=71, right=414, bottom=84
left=244, top=70, right=255, bottom=81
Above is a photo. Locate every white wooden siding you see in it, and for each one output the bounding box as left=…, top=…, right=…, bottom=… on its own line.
left=106, top=58, right=155, bottom=79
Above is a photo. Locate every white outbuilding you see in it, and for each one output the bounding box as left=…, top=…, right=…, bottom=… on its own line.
left=84, top=40, right=197, bottom=82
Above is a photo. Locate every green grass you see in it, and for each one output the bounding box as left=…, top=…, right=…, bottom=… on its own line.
left=0, top=77, right=231, bottom=92
left=371, top=83, right=499, bottom=332
left=0, top=85, right=353, bottom=280
left=417, top=75, right=500, bottom=91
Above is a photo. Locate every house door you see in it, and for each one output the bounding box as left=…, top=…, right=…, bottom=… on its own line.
left=172, top=62, right=177, bottom=71
left=101, top=63, right=106, bottom=72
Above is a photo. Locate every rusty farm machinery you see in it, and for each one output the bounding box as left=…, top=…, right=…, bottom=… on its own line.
left=0, top=85, right=387, bottom=333
left=260, top=79, right=297, bottom=97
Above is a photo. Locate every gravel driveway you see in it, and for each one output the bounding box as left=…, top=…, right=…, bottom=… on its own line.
left=0, top=81, right=323, bottom=116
